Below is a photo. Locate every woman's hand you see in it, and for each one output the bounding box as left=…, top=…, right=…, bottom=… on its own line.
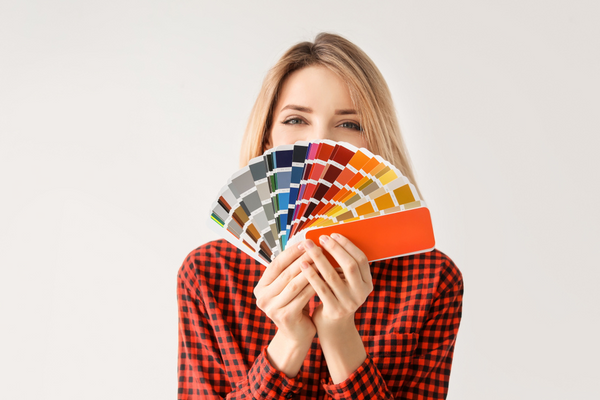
left=300, top=234, right=373, bottom=329
left=253, top=243, right=317, bottom=377
left=299, top=233, right=374, bottom=383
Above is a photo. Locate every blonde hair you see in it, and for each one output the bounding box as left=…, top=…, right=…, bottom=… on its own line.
left=239, top=32, right=422, bottom=197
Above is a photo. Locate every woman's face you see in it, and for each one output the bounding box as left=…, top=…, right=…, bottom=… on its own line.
left=267, top=65, right=368, bottom=150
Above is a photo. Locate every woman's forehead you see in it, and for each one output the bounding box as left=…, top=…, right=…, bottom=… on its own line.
left=275, top=66, right=355, bottom=114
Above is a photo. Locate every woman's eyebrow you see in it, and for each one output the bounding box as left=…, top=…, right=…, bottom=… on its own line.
left=280, top=104, right=313, bottom=113
left=335, top=109, right=358, bottom=115
left=279, top=104, right=358, bottom=115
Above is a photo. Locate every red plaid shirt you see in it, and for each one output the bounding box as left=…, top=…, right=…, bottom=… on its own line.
left=177, top=239, right=463, bottom=399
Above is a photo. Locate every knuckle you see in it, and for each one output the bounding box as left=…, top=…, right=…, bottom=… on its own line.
left=346, top=260, right=359, bottom=273
left=264, top=305, right=275, bottom=317
left=281, top=271, right=293, bottom=284
left=278, top=308, right=291, bottom=324
left=255, top=297, right=267, bottom=310
left=323, top=272, right=337, bottom=283
left=356, top=253, right=368, bottom=266
left=287, top=281, right=299, bottom=293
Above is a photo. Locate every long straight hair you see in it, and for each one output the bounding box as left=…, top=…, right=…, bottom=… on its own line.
left=239, top=32, right=422, bottom=197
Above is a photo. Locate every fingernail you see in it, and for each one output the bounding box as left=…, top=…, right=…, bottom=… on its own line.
left=319, top=235, right=329, bottom=245
left=301, top=261, right=309, bottom=270
left=331, top=233, right=341, bottom=240
left=298, top=243, right=305, bottom=252
left=304, top=240, right=315, bottom=249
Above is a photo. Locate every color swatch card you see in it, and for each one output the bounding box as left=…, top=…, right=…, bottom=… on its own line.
left=208, top=141, right=435, bottom=267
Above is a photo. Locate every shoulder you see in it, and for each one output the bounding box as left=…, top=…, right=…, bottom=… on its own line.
left=426, top=248, right=463, bottom=294
left=395, top=249, right=464, bottom=308
left=376, top=248, right=463, bottom=293
left=177, top=239, right=262, bottom=292
left=415, top=248, right=463, bottom=286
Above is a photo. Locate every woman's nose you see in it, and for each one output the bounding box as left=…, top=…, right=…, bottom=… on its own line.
left=310, top=124, right=334, bottom=141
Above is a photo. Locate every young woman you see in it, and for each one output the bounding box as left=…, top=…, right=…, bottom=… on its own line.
left=177, top=33, right=463, bottom=399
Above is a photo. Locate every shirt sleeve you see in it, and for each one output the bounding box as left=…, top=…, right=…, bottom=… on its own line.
left=322, top=258, right=464, bottom=399
left=177, top=267, right=303, bottom=400
left=321, top=355, right=392, bottom=399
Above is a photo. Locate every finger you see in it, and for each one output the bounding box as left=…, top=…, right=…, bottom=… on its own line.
left=300, top=260, right=338, bottom=306
left=255, top=242, right=306, bottom=292
left=318, top=234, right=364, bottom=289
left=302, top=239, right=347, bottom=300
left=256, top=252, right=312, bottom=300
left=284, top=279, right=316, bottom=314
left=270, top=271, right=312, bottom=309
left=267, top=251, right=313, bottom=291
left=330, top=233, right=371, bottom=285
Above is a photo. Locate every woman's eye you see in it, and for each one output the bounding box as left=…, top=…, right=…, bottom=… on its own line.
left=283, top=118, right=305, bottom=125
left=339, top=121, right=362, bottom=131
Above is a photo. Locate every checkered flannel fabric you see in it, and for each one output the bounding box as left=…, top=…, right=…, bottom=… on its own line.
left=177, top=239, right=463, bottom=399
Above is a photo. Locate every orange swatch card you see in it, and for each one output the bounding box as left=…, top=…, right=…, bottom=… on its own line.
left=291, top=206, right=435, bottom=264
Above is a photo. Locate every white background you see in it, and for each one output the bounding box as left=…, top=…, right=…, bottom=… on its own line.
left=1, top=1, right=599, bottom=399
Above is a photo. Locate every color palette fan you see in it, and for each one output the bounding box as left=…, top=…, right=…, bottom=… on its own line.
left=208, top=140, right=436, bottom=267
